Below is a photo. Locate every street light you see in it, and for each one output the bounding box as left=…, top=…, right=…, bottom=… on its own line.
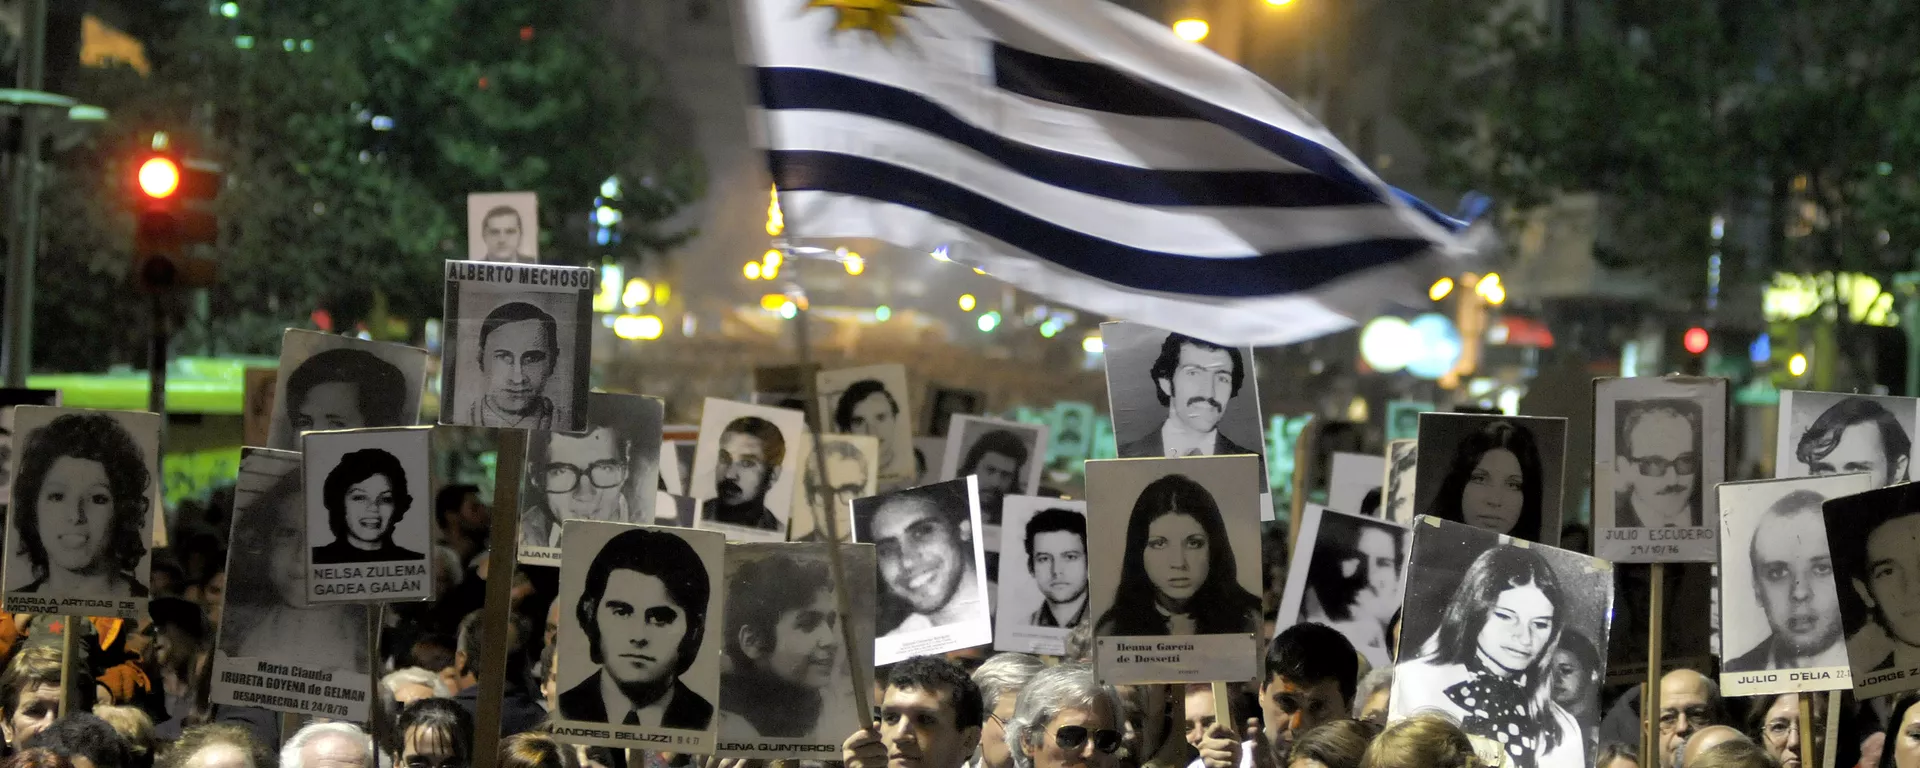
left=1172, top=18, right=1209, bottom=42
left=1429, top=277, right=1454, bottom=301
left=958, top=294, right=976, bottom=311
left=1788, top=353, right=1809, bottom=377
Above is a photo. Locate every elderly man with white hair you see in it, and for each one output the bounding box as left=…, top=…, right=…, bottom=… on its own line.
left=973, top=654, right=1048, bottom=768
left=281, top=722, right=374, bottom=768
left=1005, top=663, right=1124, bottom=768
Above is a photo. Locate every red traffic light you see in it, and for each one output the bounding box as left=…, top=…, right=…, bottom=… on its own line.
left=137, top=157, right=181, bottom=199
left=1683, top=326, right=1710, bottom=355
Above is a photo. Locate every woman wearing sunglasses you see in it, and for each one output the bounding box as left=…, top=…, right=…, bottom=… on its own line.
left=1006, top=664, right=1125, bottom=768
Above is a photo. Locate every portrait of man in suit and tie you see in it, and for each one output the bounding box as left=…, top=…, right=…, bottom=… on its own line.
left=560, top=526, right=716, bottom=730
left=1103, top=323, right=1264, bottom=466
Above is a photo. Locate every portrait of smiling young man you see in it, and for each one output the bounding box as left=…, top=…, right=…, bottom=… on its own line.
left=853, top=477, right=993, bottom=663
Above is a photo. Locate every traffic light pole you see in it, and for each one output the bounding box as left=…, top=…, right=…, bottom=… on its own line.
left=1, top=0, right=48, bottom=387
left=148, top=294, right=166, bottom=415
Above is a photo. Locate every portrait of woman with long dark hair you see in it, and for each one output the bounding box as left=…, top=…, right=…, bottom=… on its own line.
left=1392, top=544, right=1580, bottom=768
left=219, top=450, right=367, bottom=670
left=1094, top=472, right=1259, bottom=636
left=1422, top=419, right=1546, bottom=540
left=312, top=448, right=423, bottom=564
left=9, top=411, right=154, bottom=599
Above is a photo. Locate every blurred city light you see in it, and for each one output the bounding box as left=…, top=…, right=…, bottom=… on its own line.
left=594, top=206, right=621, bottom=227
left=766, top=185, right=784, bottom=236
left=654, top=282, right=670, bottom=304
left=760, top=294, right=786, bottom=311
left=1788, top=353, right=1808, bottom=377
left=844, top=253, right=865, bottom=275
left=978, top=312, right=1001, bottom=332
left=763, top=249, right=783, bottom=269
left=931, top=245, right=951, bottom=262
left=138, top=157, right=180, bottom=198
left=622, top=278, right=651, bottom=308
left=1358, top=316, right=1416, bottom=372
left=1406, top=313, right=1463, bottom=380
left=1429, top=277, right=1454, bottom=301
left=958, top=294, right=976, bottom=311
left=1475, top=273, right=1506, bottom=305
left=612, top=315, right=664, bottom=340
left=1749, top=333, right=1770, bottom=364
left=600, top=176, right=621, bottom=199
left=875, top=305, right=892, bottom=322
left=1266, top=0, right=1295, bottom=5
left=778, top=300, right=798, bottom=320
left=744, top=262, right=761, bottom=279
left=1683, top=326, right=1709, bottom=355
left=220, top=2, right=239, bottom=17
left=1172, top=19, right=1209, bottom=41
left=1082, top=335, right=1104, bottom=354
left=763, top=262, right=780, bottom=280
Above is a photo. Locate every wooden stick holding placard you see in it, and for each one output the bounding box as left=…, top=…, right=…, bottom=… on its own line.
left=56, top=616, right=74, bottom=717
left=1286, top=417, right=1319, bottom=557
left=792, top=292, right=872, bottom=722
left=471, top=429, right=526, bottom=768
left=1799, top=696, right=1816, bottom=768
left=369, top=605, right=387, bottom=755
left=1823, top=692, right=1840, bottom=768
left=1641, top=563, right=1665, bottom=767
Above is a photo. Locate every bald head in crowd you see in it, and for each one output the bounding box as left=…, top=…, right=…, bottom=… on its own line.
left=1658, top=669, right=1727, bottom=768
left=1680, top=726, right=1748, bottom=767
left=282, top=723, right=373, bottom=768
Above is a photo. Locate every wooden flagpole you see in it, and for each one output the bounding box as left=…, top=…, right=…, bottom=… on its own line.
left=472, top=428, right=527, bottom=768
left=1640, top=563, right=1665, bottom=768
left=791, top=284, right=873, bottom=723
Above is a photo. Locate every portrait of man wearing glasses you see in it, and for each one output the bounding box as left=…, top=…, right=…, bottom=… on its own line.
left=521, top=394, right=661, bottom=550
left=1613, top=398, right=1705, bottom=528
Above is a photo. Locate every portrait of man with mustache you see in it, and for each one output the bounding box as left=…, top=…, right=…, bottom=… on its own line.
left=1116, top=332, right=1260, bottom=460
left=699, top=416, right=785, bottom=532
left=1614, top=398, right=1704, bottom=528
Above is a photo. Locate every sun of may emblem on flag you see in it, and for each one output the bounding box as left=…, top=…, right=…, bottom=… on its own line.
left=806, top=0, right=934, bottom=41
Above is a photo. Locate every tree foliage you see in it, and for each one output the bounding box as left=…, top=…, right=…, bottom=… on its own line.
left=30, top=0, right=699, bottom=370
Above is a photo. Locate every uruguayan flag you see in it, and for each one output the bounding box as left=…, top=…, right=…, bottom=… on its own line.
left=738, top=0, right=1476, bottom=346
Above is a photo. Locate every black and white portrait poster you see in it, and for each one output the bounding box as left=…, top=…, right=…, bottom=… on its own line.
left=1049, top=401, right=1097, bottom=466
left=689, top=398, right=807, bottom=542
left=0, top=389, right=60, bottom=506
left=552, top=521, right=725, bottom=752
left=850, top=477, right=993, bottom=664
left=467, top=191, right=539, bottom=263
left=818, top=364, right=916, bottom=492
left=715, top=542, right=877, bottom=758
left=1821, top=481, right=1920, bottom=698
left=1100, top=322, right=1266, bottom=479
left=655, top=491, right=696, bottom=529
left=1384, top=440, right=1418, bottom=524
left=266, top=329, right=429, bottom=452
left=1085, top=455, right=1263, bottom=685
left=520, top=393, right=665, bottom=564
left=994, top=496, right=1088, bottom=656
left=3, top=406, right=158, bottom=619
left=939, top=415, right=1049, bottom=527
left=211, top=448, right=372, bottom=720
left=1414, top=412, right=1569, bottom=545
left=1277, top=506, right=1407, bottom=669
left=302, top=426, right=434, bottom=603
left=1389, top=516, right=1614, bottom=768
left=1717, top=474, right=1869, bottom=696
left=439, top=260, right=594, bottom=432
left=1593, top=377, right=1727, bottom=562
left=1328, top=452, right=1384, bottom=516
left=660, top=439, right=689, bottom=497
left=786, top=434, right=878, bottom=544
left=925, top=386, right=982, bottom=437
left=1776, top=391, right=1919, bottom=488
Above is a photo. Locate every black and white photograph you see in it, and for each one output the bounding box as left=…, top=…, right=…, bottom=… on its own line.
left=439, top=260, right=595, bottom=432
left=1085, top=455, right=1263, bottom=685
left=715, top=542, right=877, bottom=757
left=553, top=522, right=725, bottom=751
left=0, top=389, right=59, bottom=506
left=925, top=385, right=982, bottom=437
left=210, top=449, right=373, bottom=720
left=850, top=476, right=993, bottom=664
left=467, top=191, right=539, bottom=263
left=1389, top=516, right=1614, bottom=768
left=302, top=426, right=434, bottom=603
left=1328, top=452, right=1384, bottom=516
left=519, top=392, right=665, bottom=563
left=1776, top=391, right=1919, bottom=489
left=1276, top=506, right=1407, bottom=669
left=660, top=438, right=689, bottom=497
left=1593, top=377, right=1727, bottom=562
left=993, top=496, right=1088, bottom=655
left=1820, top=481, right=1920, bottom=698
left=1100, top=322, right=1265, bottom=472
left=785, top=434, right=878, bottom=543
left=1414, top=412, right=1569, bottom=545
left=266, top=329, right=429, bottom=451
left=1048, top=401, right=1097, bottom=466
left=655, top=491, right=696, bottom=529
left=3, top=406, right=159, bottom=619
left=1383, top=440, right=1418, bottom=524
left=939, top=415, right=1049, bottom=527
left=1717, top=474, right=1869, bottom=695
left=818, top=364, right=916, bottom=492
left=689, top=398, right=808, bottom=542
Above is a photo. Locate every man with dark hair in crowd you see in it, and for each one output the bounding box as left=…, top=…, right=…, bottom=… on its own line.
left=700, top=416, right=786, bottom=531
left=958, top=430, right=1028, bottom=526
left=1197, top=622, right=1358, bottom=768
left=1023, top=509, right=1087, bottom=629
left=842, top=656, right=983, bottom=768
left=281, top=348, right=410, bottom=444
left=1797, top=396, right=1912, bottom=487
left=434, top=484, right=488, bottom=567
left=835, top=379, right=905, bottom=485
left=24, top=713, right=132, bottom=768
left=560, top=528, right=714, bottom=729
left=449, top=611, right=545, bottom=737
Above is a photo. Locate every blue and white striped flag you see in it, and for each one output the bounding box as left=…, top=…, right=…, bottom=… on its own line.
left=738, top=0, right=1477, bottom=346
